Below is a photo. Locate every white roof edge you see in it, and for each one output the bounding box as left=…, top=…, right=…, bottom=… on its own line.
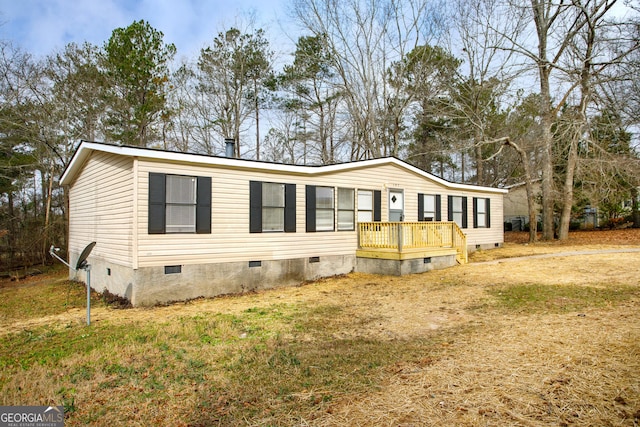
left=60, top=141, right=507, bottom=194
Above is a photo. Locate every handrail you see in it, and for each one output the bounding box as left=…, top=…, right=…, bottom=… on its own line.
left=358, top=221, right=467, bottom=264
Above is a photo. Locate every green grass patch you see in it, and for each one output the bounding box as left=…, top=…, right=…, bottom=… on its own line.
left=0, top=296, right=457, bottom=425
left=486, top=283, right=638, bottom=313
left=0, top=278, right=99, bottom=322
left=0, top=322, right=147, bottom=371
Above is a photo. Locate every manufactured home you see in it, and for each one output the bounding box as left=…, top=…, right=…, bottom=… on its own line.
left=60, top=141, right=507, bottom=306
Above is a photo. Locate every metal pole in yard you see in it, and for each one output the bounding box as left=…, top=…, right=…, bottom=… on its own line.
left=86, top=266, right=91, bottom=326
left=49, top=242, right=95, bottom=327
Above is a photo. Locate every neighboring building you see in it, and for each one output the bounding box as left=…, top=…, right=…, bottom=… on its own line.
left=60, top=141, right=507, bottom=306
left=503, top=180, right=541, bottom=231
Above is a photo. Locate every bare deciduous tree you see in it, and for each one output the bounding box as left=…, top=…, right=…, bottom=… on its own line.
left=291, top=0, right=446, bottom=159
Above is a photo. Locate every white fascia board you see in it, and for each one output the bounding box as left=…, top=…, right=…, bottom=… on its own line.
left=60, top=141, right=507, bottom=194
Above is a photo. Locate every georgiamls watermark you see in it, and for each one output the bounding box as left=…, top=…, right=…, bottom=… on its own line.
left=0, top=406, right=64, bottom=427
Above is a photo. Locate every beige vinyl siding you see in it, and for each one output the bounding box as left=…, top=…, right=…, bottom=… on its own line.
left=135, top=160, right=503, bottom=267
left=464, top=194, right=504, bottom=246
left=136, top=161, right=359, bottom=267
left=68, top=152, right=134, bottom=267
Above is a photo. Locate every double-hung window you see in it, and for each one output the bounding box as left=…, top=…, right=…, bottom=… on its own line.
left=306, top=185, right=335, bottom=232
left=315, top=186, right=335, bottom=231
left=473, top=197, right=491, bottom=228
left=148, top=173, right=211, bottom=234
left=262, top=183, right=285, bottom=232
left=337, top=188, right=355, bottom=231
left=356, top=190, right=381, bottom=222
left=166, top=175, right=197, bottom=233
left=447, top=195, right=468, bottom=228
left=250, top=181, right=296, bottom=233
left=418, top=194, right=441, bottom=221
left=357, top=190, right=373, bottom=222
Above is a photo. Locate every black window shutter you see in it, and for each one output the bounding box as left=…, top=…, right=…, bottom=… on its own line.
left=435, top=195, right=442, bottom=221
left=447, top=195, right=453, bottom=221
left=196, top=177, right=211, bottom=234
left=148, top=172, right=166, bottom=234
left=418, top=193, right=424, bottom=221
left=284, top=184, right=296, bottom=232
left=249, top=181, right=262, bottom=233
left=473, top=197, right=478, bottom=229
left=306, top=185, right=316, bottom=232
left=373, top=190, right=381, bottom=222
left=486, top=198, right=491, bottom=228
left=462, top=197, right=468, bottom=228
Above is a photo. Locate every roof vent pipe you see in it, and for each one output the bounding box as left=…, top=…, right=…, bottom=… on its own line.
left=224, top=138, right=235, bottom=158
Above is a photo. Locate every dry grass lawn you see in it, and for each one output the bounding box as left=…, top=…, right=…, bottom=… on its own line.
left=1, top=229, right=639, bottom=426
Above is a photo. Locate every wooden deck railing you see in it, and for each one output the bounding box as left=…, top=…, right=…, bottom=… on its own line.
left=358, top=221, right=468, bottom=264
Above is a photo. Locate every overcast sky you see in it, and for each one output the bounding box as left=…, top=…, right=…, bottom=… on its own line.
left=0, top=0, right=297, bottom=62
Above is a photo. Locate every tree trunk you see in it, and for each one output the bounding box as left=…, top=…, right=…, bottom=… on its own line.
left=254, top=78, right=260, bottom=161
left=532, top=0, right=557, bottom=241
left=41, top=166, right=55, bottom=264
left=558, top=136, right=579, bottom=240
left=506, top=138, right=538, bottom=243
left=475, top=143, right=484, bottom=185
left=540, top=124, right=555, bottom=240
left=7, top=191, right=16, bottom=269
left=558, top=1, right=595, bottom=240
left=632, top=187, right=640, bottom=228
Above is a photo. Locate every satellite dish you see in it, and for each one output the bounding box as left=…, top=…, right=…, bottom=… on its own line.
left=76, top=241, right=96, bottom=270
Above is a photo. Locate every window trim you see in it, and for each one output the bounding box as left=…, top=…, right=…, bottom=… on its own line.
left=337, top=187, right=355, bottom=231
left=315, top=186, right=335, bottom=232
left=357, top=189, right=373, bottom=223
left=262, top=182, right=286, bottom=232
left=165, top=175, right=197, bottom=233
left=306, top=185, right=336, bottom=232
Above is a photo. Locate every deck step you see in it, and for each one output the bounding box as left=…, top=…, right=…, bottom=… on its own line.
left=356, top=247, right=458, bottom=261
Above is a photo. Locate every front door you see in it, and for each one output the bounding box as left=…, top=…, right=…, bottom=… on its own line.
left=389, top=189, right=404, bottom=221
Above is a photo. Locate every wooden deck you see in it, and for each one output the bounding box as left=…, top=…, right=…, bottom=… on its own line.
left=357, top=221, right=468, bottom=264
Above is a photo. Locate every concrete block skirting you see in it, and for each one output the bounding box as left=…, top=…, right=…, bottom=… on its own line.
left=355, top=250, right=457, bottom=276
left=72, top=249, right=460, bottom=306
left=74, top=254, right=357, bottom=306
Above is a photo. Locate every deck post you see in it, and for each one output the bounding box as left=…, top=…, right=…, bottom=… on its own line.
left=397, top=223, right=403, bottom=253
left=451, top=222, right=455, bottom=249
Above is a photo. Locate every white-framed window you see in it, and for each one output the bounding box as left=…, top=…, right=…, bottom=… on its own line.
left=262, top=182, right=285, bottom=232
left=451, top=196, right=464, bottom=227
left=166, top=175, right=197, bottom=233
left=250, top=181, right=296, bottom=233
left=149, top=173, right=211, bottom=235
left=357, top=190, right=373, bottom=222
left=476, top=198, right=487, bottom=228
left=423, top=194, right=436, bottom=221
left=316, top=186, right=335, bottom=231
left=473, top=197, right=490, bottom=228
left=337, top=188, right=355, bottom=231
